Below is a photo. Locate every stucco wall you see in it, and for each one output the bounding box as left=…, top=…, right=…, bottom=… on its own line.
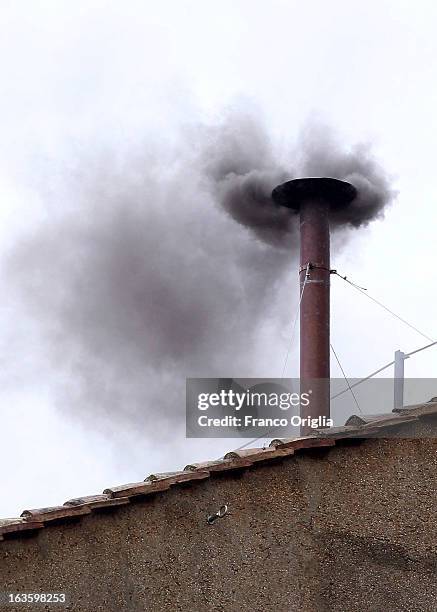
left=1, top=437, right=436, bottom=612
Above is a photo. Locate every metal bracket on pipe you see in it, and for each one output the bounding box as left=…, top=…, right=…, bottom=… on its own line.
left=299, top=262, right=330, bottom=274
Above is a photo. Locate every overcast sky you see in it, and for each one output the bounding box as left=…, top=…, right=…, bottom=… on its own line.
left=0, top=0, right=436, bottom=517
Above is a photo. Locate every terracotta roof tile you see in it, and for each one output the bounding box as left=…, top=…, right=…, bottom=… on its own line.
left=224, top=446, right=296, bottom=462
left=2, top=400, right=436, bottom=542
left=64, top=494, right=110, bottom=506
left=21, top=505, right=91, bottom=522
left=187, top=457, right=255, bottom=472
left=0, top=518, right=26, bottom=527
left=393, top=400, right=437, bottom=416
left=0, top=519, right=44, bottom=541
left=321, top=414, right=420, bottom=438
left=63, top=495, right=130, bottom=511
left=269, top=436, right=336, bottom=450
left=104, top=470, right=209, bottom=499
left=103, top=480, right=171, bottom=499
left=344, top=413, right=395, bottom=426
left=184, top=459, right=232, bottom=471
left=144, top=471, right=209, bottom=484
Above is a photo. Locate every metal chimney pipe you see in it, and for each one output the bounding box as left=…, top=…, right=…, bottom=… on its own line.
left=272, top=177, right=357, bottom=435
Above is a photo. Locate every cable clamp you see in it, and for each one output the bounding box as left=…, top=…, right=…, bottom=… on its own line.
left=299, top=262, right=330, bottom=274
left=331, top=269, right=367, bottom=290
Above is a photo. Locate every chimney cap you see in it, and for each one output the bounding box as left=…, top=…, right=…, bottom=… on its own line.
left=272, top=177, right=357, bottom=211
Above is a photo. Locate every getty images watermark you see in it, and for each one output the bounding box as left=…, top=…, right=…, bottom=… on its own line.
left=186, top=379, right=333, bottom=438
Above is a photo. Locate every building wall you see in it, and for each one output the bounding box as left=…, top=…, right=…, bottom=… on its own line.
left=1, top=437, right=436, bottom=612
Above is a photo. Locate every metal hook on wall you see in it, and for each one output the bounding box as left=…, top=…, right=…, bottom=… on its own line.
left=207, top=504, right=228, bottom=525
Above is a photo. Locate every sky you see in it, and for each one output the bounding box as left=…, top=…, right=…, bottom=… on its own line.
left=0, top=0, right=436, bottom=517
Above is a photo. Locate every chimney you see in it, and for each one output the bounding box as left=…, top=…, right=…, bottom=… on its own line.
left=272, top=177, right=357, bottom=435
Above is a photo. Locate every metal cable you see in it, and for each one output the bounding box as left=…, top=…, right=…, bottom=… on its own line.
left=281, top=263, right=310, bottom=378
left=406, top=340, right=437, bottom=358
left=330, top=359, right=395, bottom=401
left=233, top=265, right=311, bottom=452
left=332, top=272, right=435, bottom=343
left=234, top=271, right=437, bottom=451
left=330, top=343, right=363, bottom=414
left=330, top=340, right=437, bottom=401
left=232, top=427, right=280, bottom=452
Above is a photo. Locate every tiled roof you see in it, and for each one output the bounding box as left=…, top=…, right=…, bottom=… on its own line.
left=1, top=400, right=437, bottom=542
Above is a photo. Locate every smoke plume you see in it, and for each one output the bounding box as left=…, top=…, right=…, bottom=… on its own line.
left=206, top=118, right=396, bottom=246
left=3, top=112, right=395, bottom=437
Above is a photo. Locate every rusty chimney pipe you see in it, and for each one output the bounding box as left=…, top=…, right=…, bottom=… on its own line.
left=272, top=178, right=357, bottom=435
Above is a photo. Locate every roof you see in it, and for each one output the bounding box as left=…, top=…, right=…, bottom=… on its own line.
left=1, top=400, right=437, bottom=542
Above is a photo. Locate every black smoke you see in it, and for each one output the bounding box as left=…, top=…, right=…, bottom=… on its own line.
left=2, top=112, right=395, bottom=436
left=205, top=118, right=396, bottom=247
